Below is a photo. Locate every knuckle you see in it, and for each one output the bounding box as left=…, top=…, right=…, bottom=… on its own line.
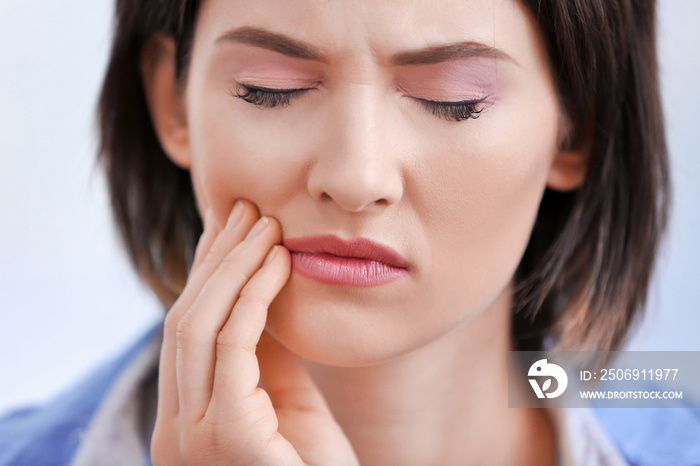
left=217, top=251, right=240, bottom=269
left=150, top=428, right=176, bottom=465
left=214, top=329, right=238, bottom=353
left=239, top=287, right=272, bottom=310
left=180, top=429, right=236, bottom=464
left=215, top=326, right=257, bottom=354
left=217, top=255, right=250, bottom=285
left=200, top=248, right=221, bottom=268
left=175, top=317, right=198, bottom=348
left=177, top=425, right=210, bottom=463
left=163, top=309, right=181, bottom=335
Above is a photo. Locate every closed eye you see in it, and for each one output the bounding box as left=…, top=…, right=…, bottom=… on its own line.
left=229, top=83, right=491, bottom=122
left=412, top=96, right=491, bottom=122
left=229, top=83, right=314, bottom=108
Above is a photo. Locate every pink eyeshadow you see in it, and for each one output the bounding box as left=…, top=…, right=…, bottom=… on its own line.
left=222, top=46, right=324, bottom=87
left=396, top=60, right=503, bottom=101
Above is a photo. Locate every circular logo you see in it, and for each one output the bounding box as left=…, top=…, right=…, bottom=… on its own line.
left=528, top=359, right=568, bottom=399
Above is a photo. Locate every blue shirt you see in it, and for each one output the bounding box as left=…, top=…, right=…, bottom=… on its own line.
left=1, top=323, right=699, bottom=465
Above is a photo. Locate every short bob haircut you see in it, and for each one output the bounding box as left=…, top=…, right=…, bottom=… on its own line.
left=98, top=0, right=669, bottom=352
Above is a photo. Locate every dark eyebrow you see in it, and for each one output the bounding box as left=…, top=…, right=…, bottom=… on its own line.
left=216, top=26, right=516, bottom=66
left=217, top=26, right=329, bottom=63
left=389, top=42, right=516, bottom=66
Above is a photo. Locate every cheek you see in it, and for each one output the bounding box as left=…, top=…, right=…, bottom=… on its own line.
left=186, top=89, right=312, bottom=220
left=417, top=92, right=560, bottom=313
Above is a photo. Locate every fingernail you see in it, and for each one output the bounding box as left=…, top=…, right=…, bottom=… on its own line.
left=245, top=216, right=269, bottom=240
left=263, top=245, right=278, bottom=265
left=225, top=201, right=245, bottom=230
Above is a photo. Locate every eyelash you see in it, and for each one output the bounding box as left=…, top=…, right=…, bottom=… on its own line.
left=413, top=96, right=490, bottom=122
left=230, top=84, right=310, bottom=109
left=229, top=84, right=490, bottom=122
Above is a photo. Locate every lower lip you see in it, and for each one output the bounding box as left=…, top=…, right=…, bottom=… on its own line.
left=290, top=252, right=409, bottom=287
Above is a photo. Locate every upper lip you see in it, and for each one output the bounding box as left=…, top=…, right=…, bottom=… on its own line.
left=283, top=235, right=410, bottom=270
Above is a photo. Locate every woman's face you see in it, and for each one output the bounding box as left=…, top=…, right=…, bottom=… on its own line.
left=158, top=0, right=583, bottom=366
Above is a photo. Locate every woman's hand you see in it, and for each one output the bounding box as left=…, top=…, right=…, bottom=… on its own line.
left=151, top=199, right=359, bottom=465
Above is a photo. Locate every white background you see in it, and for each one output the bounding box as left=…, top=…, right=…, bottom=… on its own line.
left=1, top=1, right=699, bottom=416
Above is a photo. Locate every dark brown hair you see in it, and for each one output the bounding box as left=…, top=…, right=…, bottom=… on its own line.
left=97, top=0, right=669, bottom=351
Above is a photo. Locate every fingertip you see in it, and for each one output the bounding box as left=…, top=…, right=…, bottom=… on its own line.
left=263, top=245, right=279, bottom=266
left=237, top=198, right=260, bottom=217
left=278, top=244, right=290, bottom=257
left=272, top=245, right=292, bottom=266
left=262, top=245, right=292, bottom=280
left=277, top=246, right=292, bottom=279
left=263, top=215, right=284, bottom=243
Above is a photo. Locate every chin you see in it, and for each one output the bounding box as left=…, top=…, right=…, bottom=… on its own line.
left=264, top=272, right=459, bottom=368
left=264, top=275, right=420, bottom=367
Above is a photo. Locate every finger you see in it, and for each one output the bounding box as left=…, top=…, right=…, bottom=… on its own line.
left=257, top=331, right=332, bottom=416
left=190, top=207, right=219, bottom=274
left=207, top=244, right=291, bottom=421
left=158, top=199, right=256, bottom=420
left=154, top=206, right=216, bottom=423
left=181, top=199, right=254, bottom=317
left=257, top=332, right=358, bottom=465
left=177, top=217, right=284, bottom=422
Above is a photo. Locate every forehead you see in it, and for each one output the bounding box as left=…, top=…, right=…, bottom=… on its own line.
left=194, top=0, right=535, bottom=65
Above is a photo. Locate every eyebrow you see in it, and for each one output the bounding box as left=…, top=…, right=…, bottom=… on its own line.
left=216, top=26, right=516, bottom=66
left=217, top=26, right=329, bottom=62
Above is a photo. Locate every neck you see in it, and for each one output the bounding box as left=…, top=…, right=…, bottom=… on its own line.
left=302, top=284, right=555, bottom=465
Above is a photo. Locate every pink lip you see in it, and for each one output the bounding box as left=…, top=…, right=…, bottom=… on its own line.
left=282, top=235, right=410, bottom=287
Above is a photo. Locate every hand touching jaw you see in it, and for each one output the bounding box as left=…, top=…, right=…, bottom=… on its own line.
left=142, top=0, right=582, bottom=463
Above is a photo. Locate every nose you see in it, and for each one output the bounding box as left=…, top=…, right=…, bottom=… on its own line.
left=306, top=85, right=404, bottom=213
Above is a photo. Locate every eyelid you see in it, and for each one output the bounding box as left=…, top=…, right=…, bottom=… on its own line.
left=231, top=82, right=491, bottom=121
left=239, top=81, right=487, bottom=104
left=237, top=82, right=316, bottom=93
left=395, top=81, right=489, bottom=104
left=411, top=95, right=490, bottom=106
